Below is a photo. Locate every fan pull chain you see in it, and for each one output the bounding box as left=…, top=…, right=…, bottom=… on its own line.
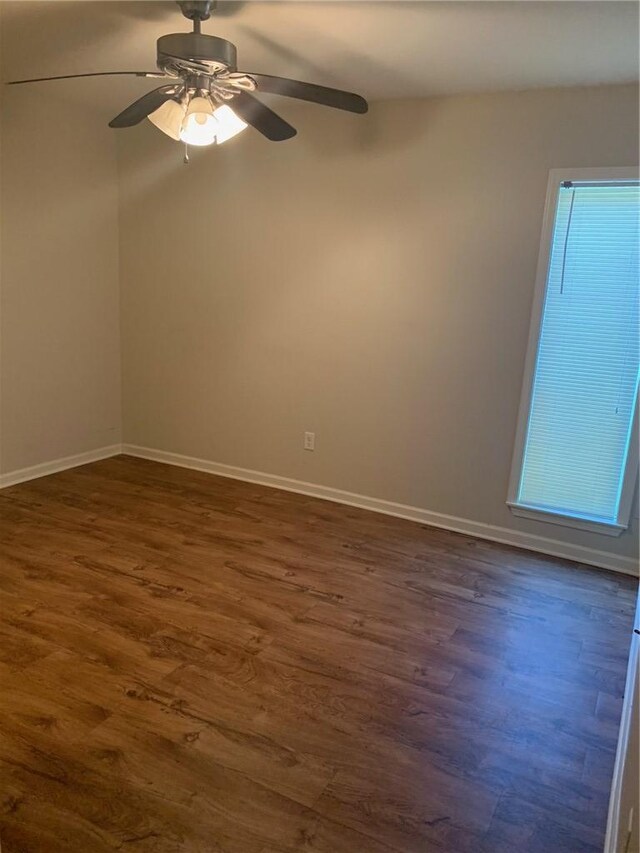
left=183, top=143, right=190, bottom=165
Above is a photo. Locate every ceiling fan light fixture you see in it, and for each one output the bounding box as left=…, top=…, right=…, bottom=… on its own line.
left=147, top=98, right=186, bottom=141
left=179, top=95, right=218, bottom=146
left=9, top=1, right=369, bottom=154
left=212, top=104, right=247, bottom=144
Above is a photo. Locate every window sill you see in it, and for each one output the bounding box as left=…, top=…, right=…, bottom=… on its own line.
left=507, top=502, right=626, bottom=537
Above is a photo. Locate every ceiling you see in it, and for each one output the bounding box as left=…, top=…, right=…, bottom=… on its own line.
left=1, top=1, right=638, bottom=111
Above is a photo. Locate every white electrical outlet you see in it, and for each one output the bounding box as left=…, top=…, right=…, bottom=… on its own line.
left=304, top=431, right=315, bottom=451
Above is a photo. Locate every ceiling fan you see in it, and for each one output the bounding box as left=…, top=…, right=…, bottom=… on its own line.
left=7, top=0, right=369, bottom=151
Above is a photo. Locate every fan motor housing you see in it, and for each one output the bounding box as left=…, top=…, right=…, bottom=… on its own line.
left=157, top=33, right=238, bottom=75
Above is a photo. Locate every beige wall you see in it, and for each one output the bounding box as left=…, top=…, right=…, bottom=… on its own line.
left=118, top=83, right=639, bottom=563
left=0, top=79, right=121, bottom=472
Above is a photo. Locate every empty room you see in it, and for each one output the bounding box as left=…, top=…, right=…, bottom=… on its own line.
left=0, top=1, right=639, bottom=851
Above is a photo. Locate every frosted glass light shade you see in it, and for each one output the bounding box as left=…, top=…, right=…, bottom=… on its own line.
left=212, top=104, right=247, bottom=144
left=147, top=99, right=186, bottom=141
left=179, top=96, right=218, bottom=147
left=147, top=96, right=247, bottom=147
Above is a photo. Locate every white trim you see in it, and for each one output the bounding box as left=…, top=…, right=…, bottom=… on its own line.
left=604, top=593, right=640, bottom=853
left=0, top=445, right=122, bottom=489
left=123, top=443, right=639, bottom=577
left=507, top=502, right=625, bottom=537
left=507, top=166, right=640, bottom=535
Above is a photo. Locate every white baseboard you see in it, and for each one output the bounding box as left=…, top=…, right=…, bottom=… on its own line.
left=122, top=444, right=639, bottom=578
left=0, top=444, right=122, bottom=489
left=1, top=441, right=635, bottom=577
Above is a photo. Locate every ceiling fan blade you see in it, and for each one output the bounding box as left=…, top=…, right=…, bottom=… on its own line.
left=109, top=85, right=183, bottom=129
left=230, top=92, right=296, bottom=141
left=244, top=73, right=368, bottom=114
left=7, top=71, right=167, bottom=86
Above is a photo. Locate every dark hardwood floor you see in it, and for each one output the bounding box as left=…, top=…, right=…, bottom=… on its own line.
left=0, top=455, right=637, bottom=853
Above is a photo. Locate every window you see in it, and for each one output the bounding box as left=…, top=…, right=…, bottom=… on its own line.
left=508, top=168, right=639, bottom=536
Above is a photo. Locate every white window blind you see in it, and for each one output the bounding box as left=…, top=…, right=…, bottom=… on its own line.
left=514, top=179, right=639, bottom=528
